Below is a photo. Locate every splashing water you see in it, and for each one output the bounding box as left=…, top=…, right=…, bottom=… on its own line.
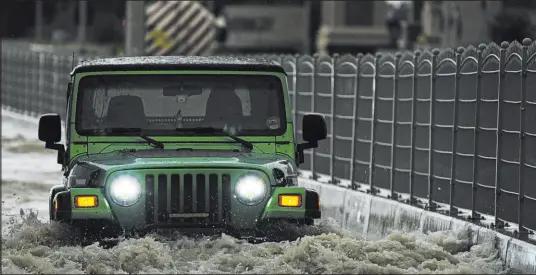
left=1, top=109, right=511, bottom=274
left=1, top=210, right=510, bottom=274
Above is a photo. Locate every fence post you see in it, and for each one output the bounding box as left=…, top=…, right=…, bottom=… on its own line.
left=19, top=50, right=24, bottom=114
left=291, top=56, right=298, bottom=146
left=309, top=53, right=319, bottom=180
left=20, top=49, right=26, bottom=113
left=390, top=52, right=402, bottom=200
left=427, top=49, right=440, bottom=210
left=471, top=43, right=486, bottom=221
left=350, top=54, right=363, bottom=190
left=23, top=51, right=30, bottom=116
left=29, top=51, right=37, bottom=117
left=59, top=55, right=68, bottom=118
left=27, top=51, right=32, bottom=115
left=38, top=52, right=45, bottom=115
left=52, top=54, right=59, bottom=115
left=30, top=51, right=36, bottom=115
left=288, top=55, right=298, bottom=178
left=517, top=38, right=531, bottom=239
left=329, top=54, right=338, bottom=184
left=448, top=46, right=464, bottom=216
left=494, top=41, right=509, bottom=228
left=2, top=49, right=10, bottom=109
left=34, top=52, right=40, bottom=116
left=368, top=52, right=382, bottom=195
left=12, top=49, right=18, bottom=112
left=409, top=50, right=421, bottom=205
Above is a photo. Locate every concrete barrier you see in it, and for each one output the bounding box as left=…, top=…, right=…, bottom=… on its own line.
left=299, top=177, right=536, bottom=274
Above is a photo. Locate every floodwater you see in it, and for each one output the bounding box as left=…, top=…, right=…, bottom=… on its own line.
left=1, top=109, right=509, bottom=274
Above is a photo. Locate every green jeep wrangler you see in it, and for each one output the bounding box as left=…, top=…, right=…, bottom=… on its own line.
left=38, top=56, right=327, bottom=243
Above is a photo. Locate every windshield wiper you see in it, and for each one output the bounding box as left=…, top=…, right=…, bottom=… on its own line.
left=175, top=127, right=253, bottom=151
left=103, top=127, right=164, bottom=149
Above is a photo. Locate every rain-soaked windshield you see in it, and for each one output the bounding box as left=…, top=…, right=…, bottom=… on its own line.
left=75, top=74, right=286, bottom=136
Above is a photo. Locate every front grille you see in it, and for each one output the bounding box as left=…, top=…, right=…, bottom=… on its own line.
left=145, top=173, right=232, bottom=226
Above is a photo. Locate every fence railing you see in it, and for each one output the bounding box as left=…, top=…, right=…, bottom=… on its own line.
left=2, top=39, right=535, bottom=242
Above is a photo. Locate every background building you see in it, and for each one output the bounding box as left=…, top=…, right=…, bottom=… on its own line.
left=1, top=0, right=534, bottom=56
left=420, top=0, right=536, bottom=49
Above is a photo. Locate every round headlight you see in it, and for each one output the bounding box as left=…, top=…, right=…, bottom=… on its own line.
left=234, top=174, right=267, bottom=206
left=109, top=174, right=142, bottom=207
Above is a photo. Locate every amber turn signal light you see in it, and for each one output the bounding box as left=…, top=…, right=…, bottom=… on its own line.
left=74, top=195, right=98, bottom=208
left=278, top=194, right=302, bottom=207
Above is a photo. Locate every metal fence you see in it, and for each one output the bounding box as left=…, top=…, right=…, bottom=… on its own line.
left=2, top=39, right=535, bottom=241
left=1, top=45, right=105, bottom=118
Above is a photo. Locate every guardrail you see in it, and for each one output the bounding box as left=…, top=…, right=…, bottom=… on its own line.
left=1, top=39, right=535, bottom=243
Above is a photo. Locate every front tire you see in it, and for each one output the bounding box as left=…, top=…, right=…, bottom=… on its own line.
left=69, top=220, right=124, bottom=247
left=256, top=218, right=315, bottom=242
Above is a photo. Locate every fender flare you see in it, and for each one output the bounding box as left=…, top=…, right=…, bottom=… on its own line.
left=49, top=185, right=66, bottom=221
left=305, top=189, right=321, bottom=219
left=53, top=190, right=72, bottom=222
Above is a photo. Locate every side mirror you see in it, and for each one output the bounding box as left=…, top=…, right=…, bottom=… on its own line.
left=39, top=114, right=62, bottom=143
left=39, top=114, right=65, bottom=165
left=302, top=113, right=327, bottom=143
left=296, top=113, right=327, bottom=165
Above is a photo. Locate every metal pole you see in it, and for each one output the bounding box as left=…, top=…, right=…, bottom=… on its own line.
left=78, top=1, right=87, bottom=44
left=125, top=1, right=146, bottom=56
left=302, top=0, right=311, bottom=54
left=35, top=0, right=44, bottom=41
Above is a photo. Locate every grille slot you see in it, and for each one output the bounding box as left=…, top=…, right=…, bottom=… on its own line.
left=157, top=174, right=167, bottom=222
left=183, top=174, right=193, bottom=213
left=209, top=174, right=219, bottom=223
left=170, top=174, right=180, bottom=213
left=196, top=174, right=206, bottom=219
left=145, top=172, right=232, bottom=226
left=222, top=174, right=231, bottom=223
left=145, top=175, right=155, bottom=224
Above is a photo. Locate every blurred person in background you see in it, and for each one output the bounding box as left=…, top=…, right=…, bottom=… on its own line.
left=385, top=0, right=410, bottom=49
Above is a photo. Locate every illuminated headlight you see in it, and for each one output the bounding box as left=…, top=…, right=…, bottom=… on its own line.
left=109, top=174, right=142, bottom=207
left=234, top=174, right=267, bottom=206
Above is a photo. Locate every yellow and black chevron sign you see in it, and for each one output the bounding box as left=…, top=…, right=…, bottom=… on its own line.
left=145, top=1, right=217, bottom=56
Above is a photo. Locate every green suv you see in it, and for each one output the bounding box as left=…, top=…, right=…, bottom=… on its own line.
left=38, top=56, right=326, bottom=243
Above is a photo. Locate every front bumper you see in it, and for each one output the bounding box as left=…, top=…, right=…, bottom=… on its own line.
left=53, top=184, right=321, bottom=239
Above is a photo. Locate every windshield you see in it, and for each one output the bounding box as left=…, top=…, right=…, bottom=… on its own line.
left=75, top=74, right=286, bottom=136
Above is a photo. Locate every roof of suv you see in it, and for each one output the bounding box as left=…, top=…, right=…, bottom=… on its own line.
left=70, top=56, right=287, bottom=75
